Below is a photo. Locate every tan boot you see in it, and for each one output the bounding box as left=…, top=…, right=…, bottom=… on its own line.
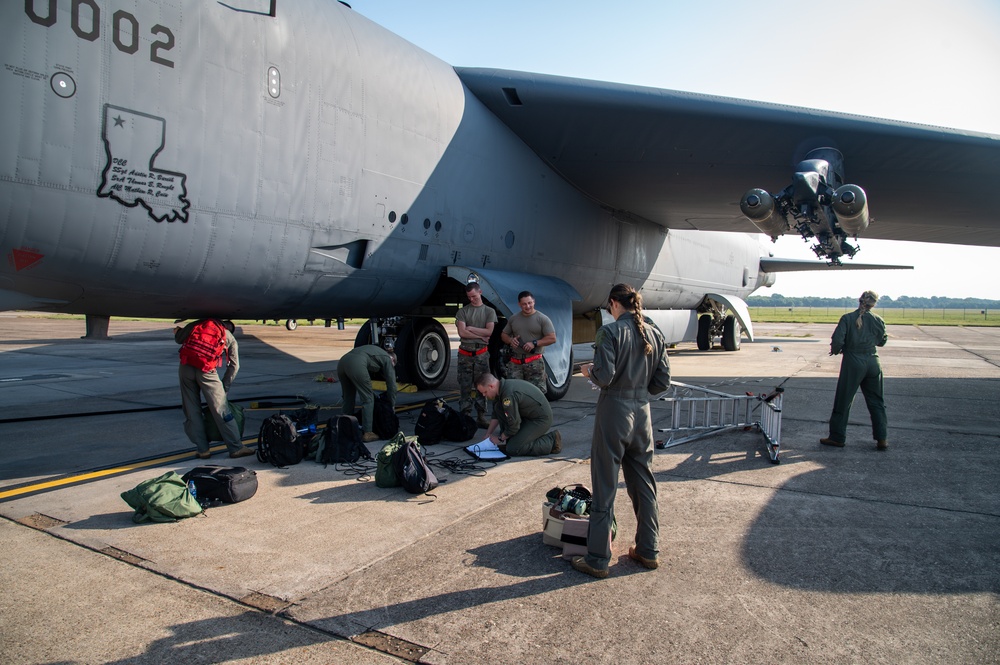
left=628, top=546, right=659, bottom=570
left=876, top=439, right=889, bottom=451
left=820, top=437, right=845, bottom=448
left=571, top=556, right=609, bottom=579
left=362, top=431, right=380, bottom=443
left=551, top=430, right=562, bottom=454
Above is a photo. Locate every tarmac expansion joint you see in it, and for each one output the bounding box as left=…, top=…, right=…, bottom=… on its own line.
left=353, top=630, right=431, bottom=662
left=15, top=512, right=68, bottom=530
left=239, top=591, right=293, bottom=614
left=99, top=546, right=147, bottom=565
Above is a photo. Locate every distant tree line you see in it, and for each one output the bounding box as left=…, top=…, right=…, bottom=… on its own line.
left=747, top=294, right=1000, bottom=309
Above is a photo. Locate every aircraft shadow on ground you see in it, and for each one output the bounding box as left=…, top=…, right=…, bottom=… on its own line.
left=100, top=612, right=327, bottom=664
left=312, top=534, right=645, bottom=636
left=739, top=469, right=1000, bottom=595
left=0, top=325, right=453, bottom=488
left=651, top=375, right=1000, bottom=596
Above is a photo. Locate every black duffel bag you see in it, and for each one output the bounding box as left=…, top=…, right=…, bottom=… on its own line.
left=181, top=465, right=258, bottom=504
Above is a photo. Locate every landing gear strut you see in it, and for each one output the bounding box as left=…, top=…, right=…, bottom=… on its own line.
left=356, top=317, right=451, bottom=389
left=696, top=306, right=741, bottom=352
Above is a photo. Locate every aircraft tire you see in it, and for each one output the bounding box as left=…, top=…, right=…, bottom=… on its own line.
left=722, top=314, right=741, bottom=352
left=399, top=318, right=450, bottom=390
left=354, top=320, right=374, bottom=346
left=696, top=315, right=711, bottom=351
left=544, top=349, right=572, bottom=402
left=285, top=319, right=298, bottom=331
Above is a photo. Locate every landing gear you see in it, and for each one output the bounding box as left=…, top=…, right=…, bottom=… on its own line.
left=696, top=315, right=711, bottom=351
left=285, top=319, right=298, bottom=331
left=356, top=317, right=450, bottom=390
left=697, top=306, right=742, bottom=352
left=398, top=318, right=450, bottom=389
left=544, top=349, right=573, bottom=401
left=722, top=314, right=741, bottom=352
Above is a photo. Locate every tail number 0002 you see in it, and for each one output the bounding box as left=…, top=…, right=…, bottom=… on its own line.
left=26, top=0, right=176, bottom=69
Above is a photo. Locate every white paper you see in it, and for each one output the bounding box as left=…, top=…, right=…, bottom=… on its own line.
left=465, top=438, right=508, bottom=460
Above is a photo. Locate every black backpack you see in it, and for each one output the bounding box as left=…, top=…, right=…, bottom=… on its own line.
left=371, top=392, right=400, bottom=439
left=444, top=409, right=479, bottom=442
left=414, top=398, right=450, bottom=446
left=256, top=414, right=304, bottom=467
left=317, top=415, right=371, bottom=465
left=397, top=439, right=439, bottom=494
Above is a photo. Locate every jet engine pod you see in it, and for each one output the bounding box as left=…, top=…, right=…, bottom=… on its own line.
left=831, top=184, right=869, bottom=235
left=740, top=188, right=786, bottom=238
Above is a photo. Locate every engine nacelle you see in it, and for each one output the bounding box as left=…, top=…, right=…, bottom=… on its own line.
left=740, top=188, right=786, bottom=238
left=831, top=184, right=869, bottom=236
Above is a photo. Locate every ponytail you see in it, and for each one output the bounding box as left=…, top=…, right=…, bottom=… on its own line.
left=609, top=283, right=653, bottom=355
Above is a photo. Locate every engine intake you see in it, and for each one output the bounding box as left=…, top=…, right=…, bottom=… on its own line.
left=831, top=184, right=869, bottom=235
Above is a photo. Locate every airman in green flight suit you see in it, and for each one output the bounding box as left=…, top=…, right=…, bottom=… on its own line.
left=821, top=290, right=889, bottom=450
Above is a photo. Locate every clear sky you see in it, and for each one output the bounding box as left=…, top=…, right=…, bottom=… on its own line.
left=350, top=0, right=1000, bottom=300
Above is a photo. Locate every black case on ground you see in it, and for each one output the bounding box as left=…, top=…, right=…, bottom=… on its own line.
left=181, top=465, right=258, bottom=504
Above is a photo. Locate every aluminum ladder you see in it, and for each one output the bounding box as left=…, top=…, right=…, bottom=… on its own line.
left=655, top=382, right=784, bottom=464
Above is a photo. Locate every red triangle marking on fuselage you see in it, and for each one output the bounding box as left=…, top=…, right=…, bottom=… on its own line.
left=11, top=248, right=44, bottom=271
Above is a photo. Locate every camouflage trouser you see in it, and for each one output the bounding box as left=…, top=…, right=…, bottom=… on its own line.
left=458, top=351, right=491, bottom=417
left=506, top=357, right=548, bottom=394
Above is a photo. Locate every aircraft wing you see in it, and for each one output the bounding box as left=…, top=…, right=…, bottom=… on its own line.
left=457, top=68, right=1000, bottom=248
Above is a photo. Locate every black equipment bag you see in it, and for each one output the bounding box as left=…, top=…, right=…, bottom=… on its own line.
left=317, top=415, right=371, bottom=465
left=181, top=465, right=258, bottom=504
left=414, top=398, right=450, bottom=446
left=397, top=439, right=439, bottom=494
left=443, top=409, right=478, bottom=442
left=257, top=414, right=304, bottom=467
left=371, top=392, right=400, bottom=439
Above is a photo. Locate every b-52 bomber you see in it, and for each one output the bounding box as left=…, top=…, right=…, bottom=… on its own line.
left=2, top=0, right=998, bottom=398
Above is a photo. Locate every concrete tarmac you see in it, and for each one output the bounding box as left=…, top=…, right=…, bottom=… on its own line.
left=1, top=314, right=998, bottom=664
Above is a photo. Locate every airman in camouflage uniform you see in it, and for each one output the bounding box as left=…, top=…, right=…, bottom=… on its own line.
left=456, top=282, right=497, bottom=428
left=501, top=291, right=556, bottom=394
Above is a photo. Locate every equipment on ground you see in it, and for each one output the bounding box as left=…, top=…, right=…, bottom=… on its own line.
left=656, top=382, right=783, bottom=464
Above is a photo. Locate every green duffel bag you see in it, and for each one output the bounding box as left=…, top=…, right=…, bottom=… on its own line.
left=121, top=471, right=203, bottom=523
left=202, top=401, right=245, bottom=442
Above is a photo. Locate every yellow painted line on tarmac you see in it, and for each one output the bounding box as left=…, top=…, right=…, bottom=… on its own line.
left=0, top=443, right=250, bottom=501
left=0, top=394, right=456, bottom=501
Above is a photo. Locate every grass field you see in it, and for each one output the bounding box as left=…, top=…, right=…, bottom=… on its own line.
left=749, top=307, right=1000, bottom=326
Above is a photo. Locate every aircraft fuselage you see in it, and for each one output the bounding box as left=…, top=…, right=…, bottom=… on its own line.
left=0, top=0, right=767, bottom=323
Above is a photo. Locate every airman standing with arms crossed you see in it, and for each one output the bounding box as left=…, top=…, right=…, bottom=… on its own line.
left=501, top=291, right=556, bottom=394
left=455, top=282, right=497, bottom=428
